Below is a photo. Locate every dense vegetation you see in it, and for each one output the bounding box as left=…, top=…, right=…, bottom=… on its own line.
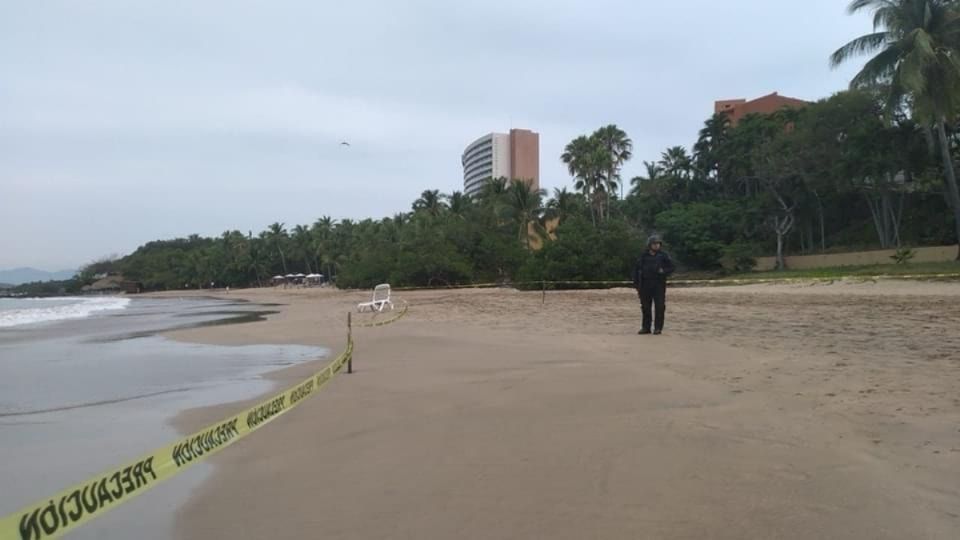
left=79, top=83, right=960, bottom=291
left=10, top=0, right=960, bottom=294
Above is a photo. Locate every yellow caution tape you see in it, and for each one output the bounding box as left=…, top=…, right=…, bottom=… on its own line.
left=672, top=272, right=960, bottom=287
left=0, top=339, right=353, bottom=540
left=387, top=272, right=960, bottom=292
left=357, top=301, right=409, bottom=328
left=392, top=282, right=502, bottom=291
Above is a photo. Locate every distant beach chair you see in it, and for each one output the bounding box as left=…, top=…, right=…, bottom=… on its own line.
left=357, top=284, right=393, bottom=312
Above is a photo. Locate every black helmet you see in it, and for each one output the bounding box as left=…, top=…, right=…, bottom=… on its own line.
left=647, top=234, right=663, bottom=247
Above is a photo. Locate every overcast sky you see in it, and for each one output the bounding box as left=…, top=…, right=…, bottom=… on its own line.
left=0, top=0, right=871, bottom=270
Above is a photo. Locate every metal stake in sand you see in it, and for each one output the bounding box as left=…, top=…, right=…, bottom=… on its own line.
left=347, top=311, right=353, bottom=374
left=542, top=279, right=546, bottom=305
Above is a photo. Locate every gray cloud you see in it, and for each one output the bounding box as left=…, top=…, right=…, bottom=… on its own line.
left=0, top=0, right=869, bottom=269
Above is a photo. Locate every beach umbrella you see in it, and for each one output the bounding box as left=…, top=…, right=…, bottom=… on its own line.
left=285, top=274, right=295, bottom=278
left=273, top=275, right=284, bottom=280
left=296, top=273, right=306, bottom=278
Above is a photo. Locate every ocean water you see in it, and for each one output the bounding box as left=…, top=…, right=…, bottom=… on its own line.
left=0, top=296, right=132, bottom=328
left=0, top=296, right=328, bottom=539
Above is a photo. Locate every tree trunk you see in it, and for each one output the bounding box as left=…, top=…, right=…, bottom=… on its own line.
left=776, top=225, right=786, bottom=271
left=588, top=187, right=598, bottom=227
left=866, top=195, right=886, bottom=248
left=813, top=190, right=826, bottom=252
left=936, top=119, right=960, bottom=259
left=772, top=215, right=794, bottom=271
left=891, top=193, right=904, bottom=248
left=881, top=191, right=893, bottom=247
left=769, top=191, right=795, bottom=271
left=923, top=124, right=937, bottom=159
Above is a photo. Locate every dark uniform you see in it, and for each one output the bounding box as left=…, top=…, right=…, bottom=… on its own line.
left=632, top=236, right=675, bottom=334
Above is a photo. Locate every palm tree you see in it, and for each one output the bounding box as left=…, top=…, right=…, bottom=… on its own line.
left=546, top=187, right=579, bottom=224
left=561, top=135, right=611, bottom=223
left=412, top=189, right=447, bottom=217
left=264, top=222, right=289, bottom=274
left=629, top=161, right=664, bottom=196
left=447, top=191, right=471, bottom=217
left=311, top=216, right=335, bottom=278
left=292, top=224, right=313, bottom=274
left=479, top=176, right=510, bottom=203
left=831, top=0, right=960, bottom=258
left=392, top=212, right=409, bottom=227
left=483, top=176, right=510, bottom=197
left=659, top=146, right=694, bottom=180
left=693, top=113, right=731, bottom=183
left=592, top=125, right=633, bottom=200
left=219, top=230, right=252, bottom=285
left=248, top=233, right=269, bottom=287
left=507, top=179, right=547, bottom=248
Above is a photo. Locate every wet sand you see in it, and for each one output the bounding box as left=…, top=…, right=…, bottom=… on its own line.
left=170, top=282, right=960, bottom=539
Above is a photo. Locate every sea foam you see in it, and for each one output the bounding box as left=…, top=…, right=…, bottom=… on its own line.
left=0, top=297, right=131, bottom=328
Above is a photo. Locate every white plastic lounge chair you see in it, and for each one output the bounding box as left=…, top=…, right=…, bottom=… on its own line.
left=357, top=284, right=393, bottom=312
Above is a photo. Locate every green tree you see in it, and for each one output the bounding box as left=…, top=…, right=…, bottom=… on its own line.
left=506, top=179, right=547, bottom=249
left=263, top=222, right=289, bottom=275
left=659, top=146, right=694, bottom=181
left=592, top=124, right=634, bottom=200
left=448, top=191, right=472, bottom=217
left=546, top=187, right=583, bottom=224
left=292, top=224, right=313, bottom=273
left=656, top=201, right=759, bottom=269
left=693, top=113, right=731, bottom=184
left=752, top=124, right=809, bottom=270
left=412, top=189, right=447, bottom=217
left=480, top=177, right=510, bottom=203
left=831, top=0, right=960, bottom=257
left=561, top=135, right=613, bottom=223
left=629, top=161, right=664, bottom=197
left=519, top=217, right=642, bottom=283
left=311, top=216, right=335, bottom=277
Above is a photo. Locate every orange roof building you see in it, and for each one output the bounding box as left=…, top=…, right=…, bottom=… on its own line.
left=715, top=92, right=808, bottom=126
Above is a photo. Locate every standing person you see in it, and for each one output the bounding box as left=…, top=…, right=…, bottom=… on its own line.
left=632, top=235, right=675, bottom=335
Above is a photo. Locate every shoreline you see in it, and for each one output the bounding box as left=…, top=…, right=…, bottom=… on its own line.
left=0, top=294, right=337, bottom=540
left=160, top=283, right=960, bottom=539
left=153, top=286, right=356, bottom=454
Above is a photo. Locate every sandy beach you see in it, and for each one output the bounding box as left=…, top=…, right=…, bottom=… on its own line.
left=165, top=281, right=960, bottom=539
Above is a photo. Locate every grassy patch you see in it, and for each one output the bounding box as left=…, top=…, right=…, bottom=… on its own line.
left=728, top=261, right=960, bottom=280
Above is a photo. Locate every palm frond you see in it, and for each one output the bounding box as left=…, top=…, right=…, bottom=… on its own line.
left=909, top=27, right=937, bottom=60
left=849, top=44, right=901, bottom=87
left=872, top=4, right=901, bottom=31
left=847, top=0, right=894, bottom=16
left=830, top=32, right=891, bottom=67
left=899, top=39, right=934, bottom=94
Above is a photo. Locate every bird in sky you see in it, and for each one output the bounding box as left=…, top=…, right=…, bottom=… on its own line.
left=340, top=141, right=351, bottom=146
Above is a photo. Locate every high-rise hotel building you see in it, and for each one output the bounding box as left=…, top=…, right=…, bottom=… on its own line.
left=461, top=129, right=539, bottom=197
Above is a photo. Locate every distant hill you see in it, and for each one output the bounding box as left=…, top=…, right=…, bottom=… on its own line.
left=0, top=267, right=77, bottom=285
